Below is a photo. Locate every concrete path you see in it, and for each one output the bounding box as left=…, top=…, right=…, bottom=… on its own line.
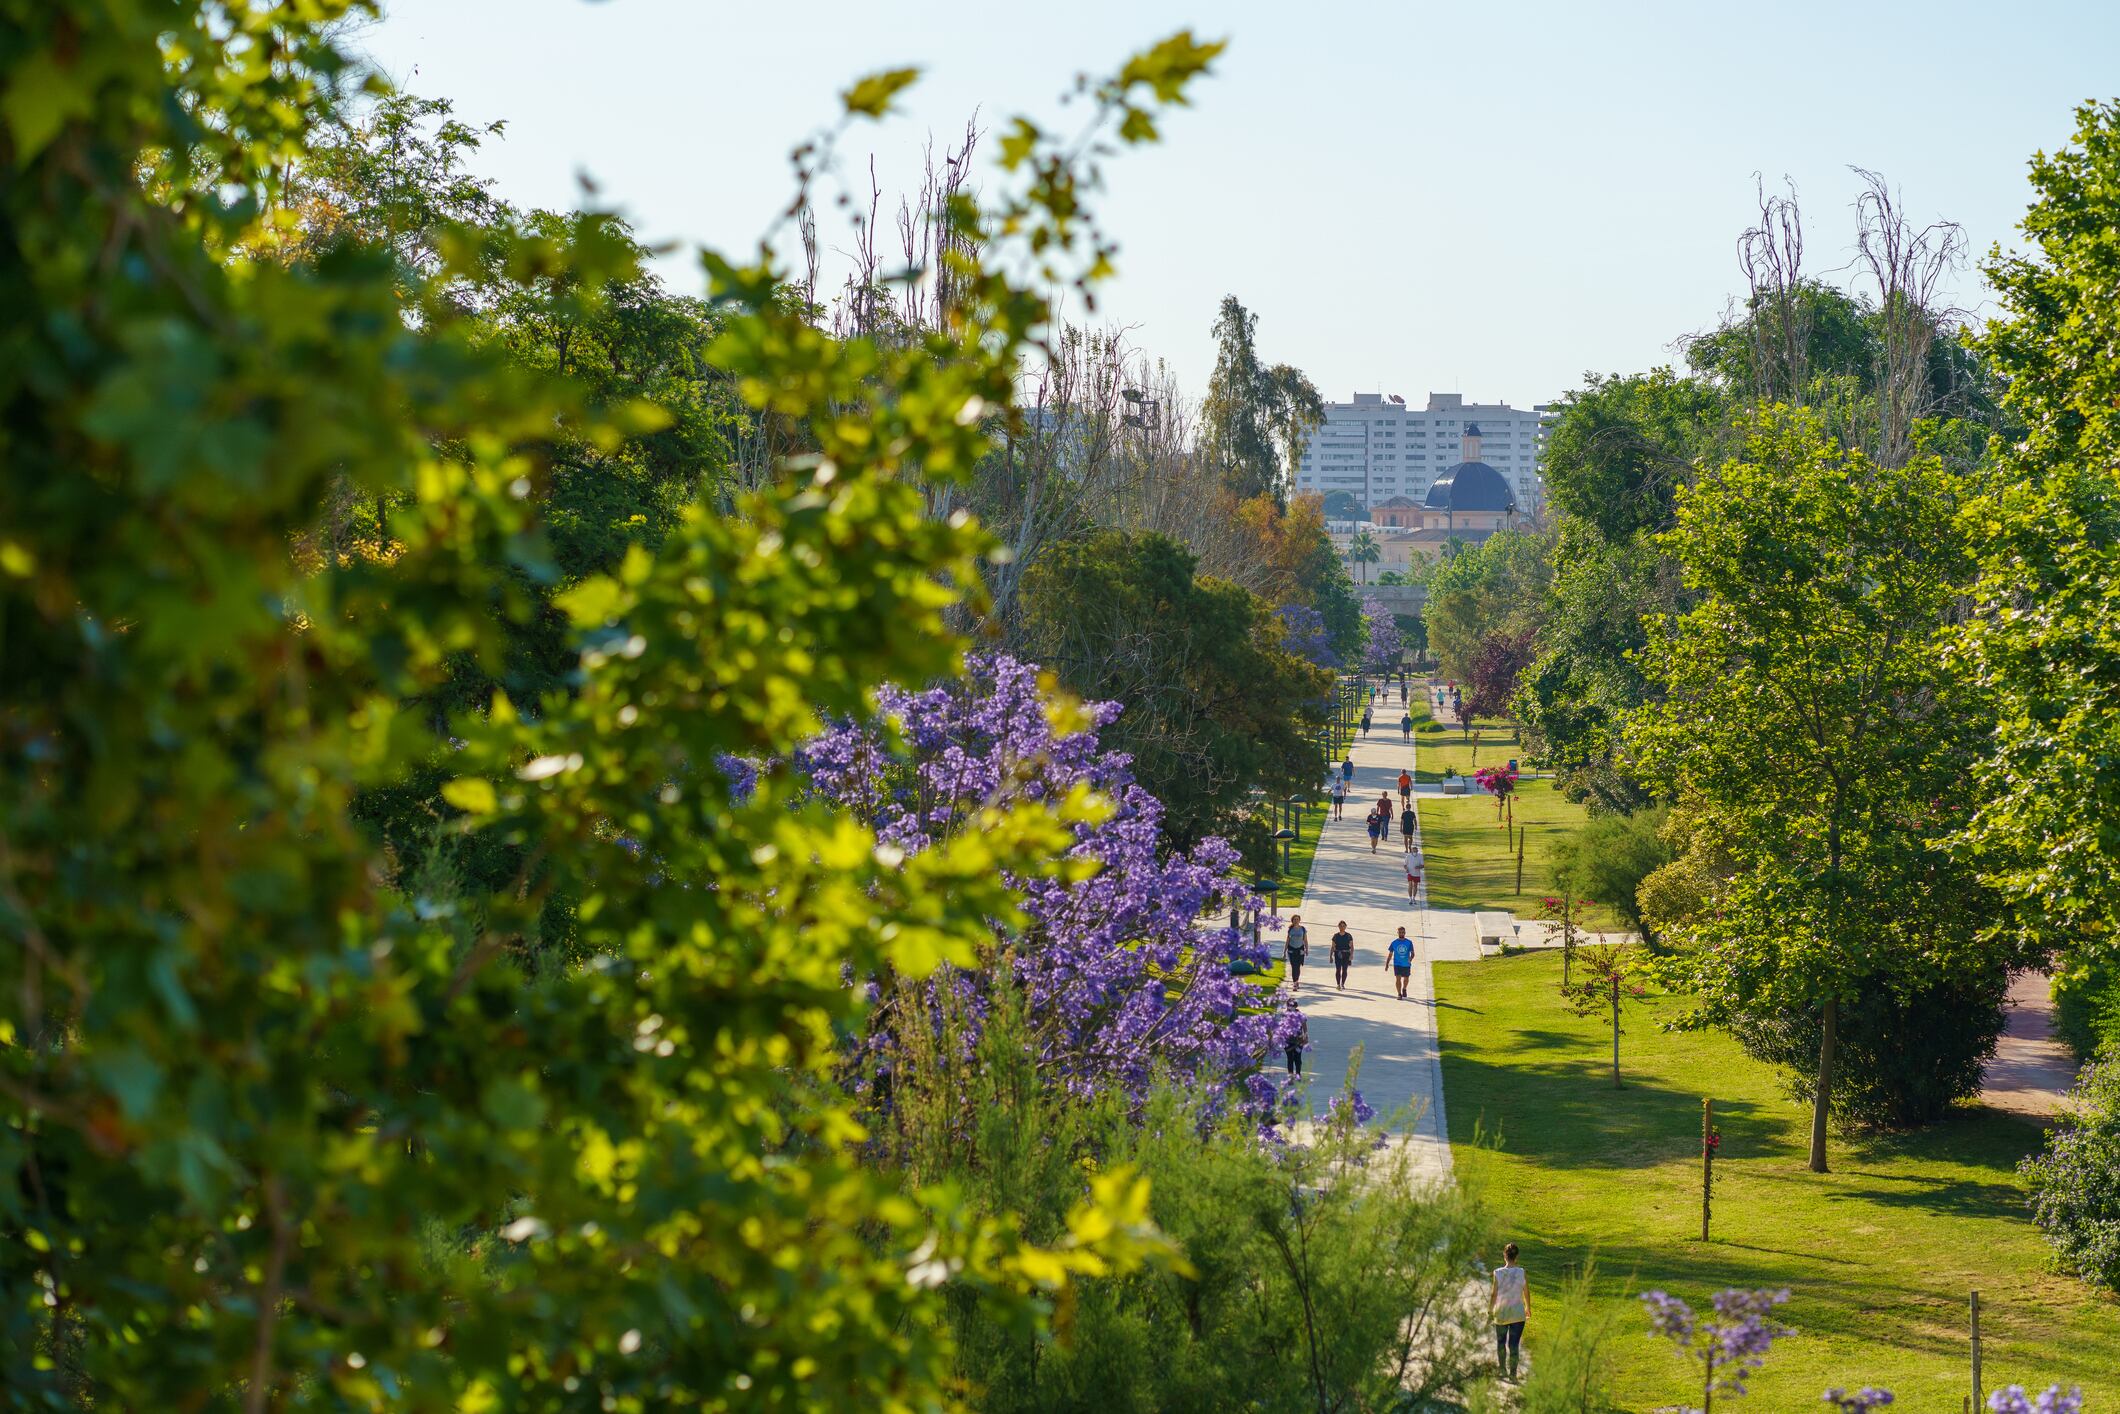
left=1982, top=971, right=2081, bottom=1118
left=1287, top=697, right=1477, bottom=1182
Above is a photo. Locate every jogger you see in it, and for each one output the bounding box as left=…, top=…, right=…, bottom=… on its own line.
left=1386, top=928, right=1414, bottom=999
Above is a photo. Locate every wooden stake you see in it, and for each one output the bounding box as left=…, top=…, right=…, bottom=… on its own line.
left=1970, top=1290, right=1983, bottom=1411
left=1515, top=829, right=1524, bottom=895
left=1701, top=1098, right=1714, bottom=1242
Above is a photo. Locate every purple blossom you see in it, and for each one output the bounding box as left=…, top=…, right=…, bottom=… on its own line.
left=802, top=654, right=1290, bottom=1122
left=1323, top=1089, right=1376, bottom=1127
left=1361, top=596, right=1404, bottom=675
left=1823, top=1389, right=1895, bottom=1413
left=1277, top=603, right=1342, bottom=671
left=1990, top=1387, right=2085, bottom=1414
left=1640, top=1287, right=1791, bottom=1406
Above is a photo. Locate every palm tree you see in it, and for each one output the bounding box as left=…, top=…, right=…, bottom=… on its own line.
left=1348, top=526, right=1381, bottom=584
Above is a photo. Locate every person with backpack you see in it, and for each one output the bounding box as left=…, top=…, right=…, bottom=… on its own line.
left=1283, top=1002, right=1308, bottom=1077
left=1385, top=927, right=1415, bottom=999
left=1284, top=914, right=1309, bottom=990
left=1329, top=921, right=1355, bottom=990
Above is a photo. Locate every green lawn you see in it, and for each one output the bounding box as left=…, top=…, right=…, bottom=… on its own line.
left=1418, top=778, right=1624, bottom=931
left=1410, top=699, right=1525, bottom=784
left=1435, top=951, right=2120, bottom=1407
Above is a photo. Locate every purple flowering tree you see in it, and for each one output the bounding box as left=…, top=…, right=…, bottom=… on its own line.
left=1362, top=596, right=1404, bottom=676
left=1640, top=1287, right=1792, bottom=1413
left=800, top=654, right=1301, bottom=1121
left=1822, top=1389, right=1894, bottom=1413
left=1278, top=602, right=1343, bottom=672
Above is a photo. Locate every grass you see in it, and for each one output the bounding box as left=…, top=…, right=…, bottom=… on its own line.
left=1434, top=951, right=2120, bottom=1408
left=1418, top=777, right=1624, bottom=931
left=1409, top=698, right=1525, bottom=784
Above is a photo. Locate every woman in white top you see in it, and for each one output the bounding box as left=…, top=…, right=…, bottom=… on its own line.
left=1491, top=1241, right=1528, bottom=1380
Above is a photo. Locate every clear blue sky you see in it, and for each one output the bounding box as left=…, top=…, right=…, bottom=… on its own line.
left=360, top=0, right=2118, bottom=410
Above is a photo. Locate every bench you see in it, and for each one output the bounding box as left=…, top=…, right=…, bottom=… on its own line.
left=1474, top=912, right=1516, bottom=952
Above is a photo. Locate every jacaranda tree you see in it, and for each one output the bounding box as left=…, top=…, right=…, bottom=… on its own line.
left=800, top=655, right=1295, bottom=1138
left=0, top=1, right=1222, bottom=1405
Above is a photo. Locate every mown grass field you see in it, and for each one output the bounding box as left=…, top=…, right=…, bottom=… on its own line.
left=1417, top=778, right=1626, bottom=932
left=1434, top=951, right=2120, bottom=1408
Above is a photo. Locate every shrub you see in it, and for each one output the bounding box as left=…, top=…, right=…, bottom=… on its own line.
left=1555, top=805, right=1672, bottom=942
left=2021, top=1053, right=2120, bottom=1293
left=1729, top=968, right=2008, bottom=1128
left=2052, top=954, right=2120, bottom=1062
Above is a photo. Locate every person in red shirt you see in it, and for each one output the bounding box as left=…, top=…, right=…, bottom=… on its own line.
left=1397, top=769, right=1413, bottom=807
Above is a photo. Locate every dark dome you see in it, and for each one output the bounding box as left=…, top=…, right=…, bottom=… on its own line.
left=1423, top=460, right=1516, bottom=514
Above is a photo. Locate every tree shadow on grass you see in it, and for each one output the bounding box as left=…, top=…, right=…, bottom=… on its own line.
left=1438, top=1048, right=1765, bottom=1171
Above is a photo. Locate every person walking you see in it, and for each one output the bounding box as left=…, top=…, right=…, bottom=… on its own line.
left=1377, top=792, right=1395, bottom=831
left=1283, top=1002, right=1308, bottom=1077
left=1386, top=927, right=1415, bottom=999
left=1330, top=776, right=1346, bottom=820
left=1284, top=915, right=1309, bottom=990
left=1330, top=921, right=1355, bottom=990
left=1366, top=807, right=1383, bottom=854
left=1399, top=803, right=1418, bottom=855
left=1341, top=755, right=1355, bottom=786
left=1399, top=711, right=1413, bottom=742
left=1397, top=769, right=1412, bottom=807
left=1405, top=847, right=1423, bottom=901
left=1492, top=1243, right=1529, bottom=1381
left=1360, top=706, right=1373, bottom=735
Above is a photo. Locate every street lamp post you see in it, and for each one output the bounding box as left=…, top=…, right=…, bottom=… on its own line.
left=1274, top=826, right=1295, bottom=877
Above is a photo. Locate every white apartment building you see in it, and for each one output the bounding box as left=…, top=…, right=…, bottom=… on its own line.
left=1295, top=391, right=1552, bottom=519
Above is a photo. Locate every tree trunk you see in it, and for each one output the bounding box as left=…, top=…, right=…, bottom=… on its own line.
left=1611, top=986, right=1622, bottom=1087
left=1809, top=995, right=1837, bottom=1173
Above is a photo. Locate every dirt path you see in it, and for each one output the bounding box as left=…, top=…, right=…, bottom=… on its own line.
left=1982, top=971, right=2080, bottom=1118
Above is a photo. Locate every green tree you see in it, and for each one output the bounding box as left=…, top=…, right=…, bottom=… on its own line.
left=1347, top=524, right=1381, bottom=584
left=1958, top=101, right=2120, bottom=963
left=1425, top=528, right=1551, bottom=685
left=0, top=4, right=1216, bottom=1403
left=1020, top=531, right=1330, bottom=857
left=1629, top=410, right=2010, bottom=1170
left=1556, top=805, right=1673, bottom=943
left=1199, top=295, right=1319, bottom=505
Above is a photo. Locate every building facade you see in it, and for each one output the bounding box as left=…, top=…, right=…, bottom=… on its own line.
left=1297, top=391, right=1551, bottom=520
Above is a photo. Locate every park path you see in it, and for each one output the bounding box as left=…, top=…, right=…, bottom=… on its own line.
left=1287, top=684, right=1480, bottom=1182
left=1982, top=971, right=2081, bottom=1117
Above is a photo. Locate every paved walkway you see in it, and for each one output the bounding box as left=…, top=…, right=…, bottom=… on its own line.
left=1288, top=691, right=1477, bottom=1182
left=1982, top=971, right=2081, bottom=1118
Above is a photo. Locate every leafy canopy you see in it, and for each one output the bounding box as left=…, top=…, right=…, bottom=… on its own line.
left=0, top=3, right=1221, bottom=1406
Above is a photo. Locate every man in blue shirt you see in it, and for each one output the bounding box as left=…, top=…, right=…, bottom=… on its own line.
left=1386, top=927, right=1415, bottom=999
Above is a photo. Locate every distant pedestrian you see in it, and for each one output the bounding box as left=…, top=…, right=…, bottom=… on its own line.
left=1361, top=707, right=1372, bottom=734
left=1330, top=777, right=1346, bottom=819
left=1400, top=805, right=1417, bottom=853
left=1330, top=921, right=1354, bottom=990
left=1284, top=1003, right=1308, bottom=1077
left=1284, top=915, right=1309, bottom=990
left=1366, top=809, right=1383, bottom=854
left=1386, top=927, right=1415, bottom=999
left=1405, top=851, right=1422, bottom=900
left=1342, top=756, right=1355, bottom=784
left=1399, top=681, right=1408, bottom=705
left=1400, top=712, right=1413, bottom=741
left=1492, top=1243, right=1529, bottom=1381
left=1397, top=770, right=1412, bottom=806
